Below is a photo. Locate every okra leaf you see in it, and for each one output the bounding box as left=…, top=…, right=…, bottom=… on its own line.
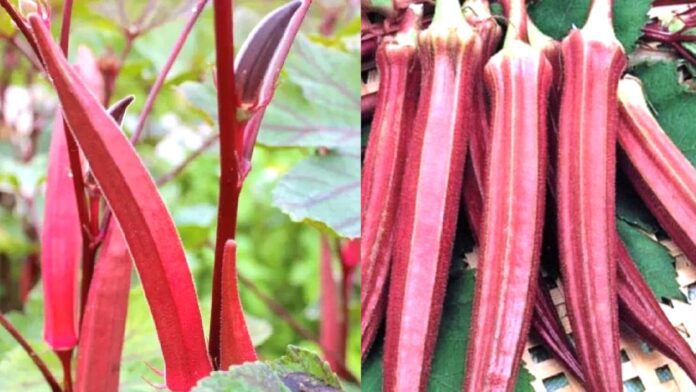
left=633, top=61, right=696, bottom=166
left=0, top=12, right=14, bottom=35
left=272, top=150, right=360, bottom=239
left=362, top=346, right=383, bottom=392
left=258, top=35, right=360, bottom=150
left=363, top=0, right=392, bottom=9
left=193, top=346, right=342, bottom=392
left=528, top=0, right=652, bottom=53
left=428, top=267, right=476, bottom=390
left=617, top=220, right=684, bottom=301
left=615, top=172, right=660, bottom=234
left=0, top=209, right=34, bottom=256
left=177, top=81, right=218, bottom=124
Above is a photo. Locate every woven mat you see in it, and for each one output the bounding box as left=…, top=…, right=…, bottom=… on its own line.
left=520, top=240, right=696, bottom=392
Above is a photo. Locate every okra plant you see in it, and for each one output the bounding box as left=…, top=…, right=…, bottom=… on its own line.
left=0, top=0, right=360, bottom=391
left=363, top=0, right=696, bottom=390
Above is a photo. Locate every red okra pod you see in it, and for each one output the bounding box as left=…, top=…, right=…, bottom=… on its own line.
left=320, top=236, right=347, bottom=376
left=530, top=283, right=585, bottom=382
left=75, top=223, right=132, bottom=392
left=41, top=111, right=81, bottom=352
left=616, top=76, right=696, bottom=382
left=461, top=0, right=500, bottom=238
left=220, top=240, right=257, bottom=369
left=616, top=241, right=696, bottom=383
left=383, top=0, right=482, bottom=389
left=556, top=1, right=626, bottom=389
left=532, top=23, right=695, bottom=385
left=28, top=14, right=212, bottom=391
left=464, top=0, right=552, bottom=388
left=463, top=0, right=502, bottom=194
left=360, top=4, right=422, bottom=360
left=617, top=76, right=696, bottom=269
left=462, top=154, right=584, bottom=383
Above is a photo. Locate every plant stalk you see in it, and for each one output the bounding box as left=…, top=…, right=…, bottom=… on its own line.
left=0, top=313, right=62, bottom=392
left=130, top=0, right=210, bottom=145
left=210, top=0, right=243, bottom=368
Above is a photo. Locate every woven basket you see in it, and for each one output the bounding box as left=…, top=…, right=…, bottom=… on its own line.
left=518, top=240, right=696, bottom=392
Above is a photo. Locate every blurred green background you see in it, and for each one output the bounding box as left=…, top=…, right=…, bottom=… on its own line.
left=0, top=0, right=360, bottom=390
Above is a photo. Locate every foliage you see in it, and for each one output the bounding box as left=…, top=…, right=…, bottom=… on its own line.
left=528, top=0, right=652, bottom=53
left=194, top=346, right=342, bottom=392
left=362, top=0, right=694, bottom=390
left=0, top=0, right=360, bottom=389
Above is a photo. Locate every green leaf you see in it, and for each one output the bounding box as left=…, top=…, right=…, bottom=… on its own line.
left=615, top=172, right=660, bottom=233
left=0, top=209, right=35, bottom=256
left=632, top=61, right=696, bottom=166
left=361, top=265, right=535, bottom=391
left=258, top=35, right=360, bottom=151
left=528, top=0, right=652, bottom=53
left=427, top=267, right=475, bottom=390
left=361, top=346, right=384, bottom=392
left=268, top=345, right=342, bottom=388
left=193, top=346, right=342, bottom=392
left=0, top=12, right=14, bottom=36
left=363, top=0, right=393, bottom=13
left=617, top=220, right=684, bottom=301
left=0, top=155, right=47, bottom=195
left=194, top=363, right=291, bottom=392
left=515, top=368, right=535, bottom=392
left=273, top=151, right=360, bottom=238
left=177, top=81, right=219, bottom=124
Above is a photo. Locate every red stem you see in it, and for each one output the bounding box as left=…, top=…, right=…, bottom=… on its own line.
left=59, top=0, right=74, bottom=53
left=130, top=0, right=210, bottom=145
left=210, top=0, right=242, bottom=368
left=0, top=313, right=62, bottom=392
left=79, top=192, right=101, bottom=309
left=0, top=0, right=42, bottom=60
left=57, top=350, right=73, bottom=392
left=57, top=7, right=82, bottom=392
left=57, top=0, right=91, bottom=303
